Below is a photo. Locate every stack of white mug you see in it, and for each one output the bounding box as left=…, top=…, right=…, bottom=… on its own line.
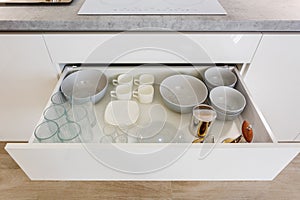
left=110, top=73, right=155, bottom=104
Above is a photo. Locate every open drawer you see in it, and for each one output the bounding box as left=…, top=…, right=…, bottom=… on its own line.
left=5, top=65, right=300, bottom=181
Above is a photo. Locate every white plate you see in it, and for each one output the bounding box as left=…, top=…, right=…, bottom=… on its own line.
left=104, top=100, right=139, bottom=126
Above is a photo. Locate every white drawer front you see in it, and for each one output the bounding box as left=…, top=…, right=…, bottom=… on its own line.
left=44, top=33, right=261, bottom=65
left=5, top=143, right=300, bottom=181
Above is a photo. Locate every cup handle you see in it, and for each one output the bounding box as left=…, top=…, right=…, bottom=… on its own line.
left=133, top=91, right=139, bottom=99
left=134, top=79, right=140, bottom=86
left=112, top=79, right=118, bottom=86
left=110, top=91, right=117, bottom=98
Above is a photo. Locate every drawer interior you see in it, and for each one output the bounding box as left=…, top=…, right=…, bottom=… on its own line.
left=29, top=64, right=276, bottom=144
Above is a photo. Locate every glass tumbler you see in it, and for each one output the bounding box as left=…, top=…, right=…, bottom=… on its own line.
left=100, top=135, right=114, bottom=143
left=72, top=100, right=97, bottom=127
left=189, top=104, right=217, bottom=140
left=67, top=105, right=93, bottom=142
left=102, top=125, right=119, bottom=138
left=34, top=120, right=59, bottom=143
left=58, top=122, right=82, bottom=143
left=114, top=134, right=128, bottom=143
left=51, top=91, right=71, bottom=111
left=43, top=104, right=67, bottom=126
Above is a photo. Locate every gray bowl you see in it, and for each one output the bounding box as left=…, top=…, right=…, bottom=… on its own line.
left=61, top=69, right=108, bottom=104
left=204, top=67, right=237, bottom=90
left=160, top=75, right=208, bottom=114
left=209, top=86, right=246, bottom=115
left=215, top=109, right=243, bottom=121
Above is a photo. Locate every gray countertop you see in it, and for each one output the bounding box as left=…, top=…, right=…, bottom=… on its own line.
left=1, top=0, right=300, bottom=32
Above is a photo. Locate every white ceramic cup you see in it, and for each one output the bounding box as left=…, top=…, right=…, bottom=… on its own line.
left=134, top=74, right=155, bottom=85
left=133, top=85, right=154, bottom=104
left=112, top=74, right=133, bottom=86
left=110, top=84, right=132, bottom=100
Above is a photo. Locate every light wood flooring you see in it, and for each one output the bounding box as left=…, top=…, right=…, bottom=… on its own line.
left=1, top=142, right=300, bottom=200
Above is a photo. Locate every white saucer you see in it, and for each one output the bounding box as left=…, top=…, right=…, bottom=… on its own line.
left=104, top=100, right=139, bottom=126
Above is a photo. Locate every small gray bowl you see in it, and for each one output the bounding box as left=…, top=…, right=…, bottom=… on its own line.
left=209, top=86, right=246, bottom=116
left=61, top=69, right=108, bottom=104
left=204, top=67, right=237, bottom=90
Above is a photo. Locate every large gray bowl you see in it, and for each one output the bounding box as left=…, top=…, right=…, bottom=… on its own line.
left=61, top=69, right=108, bottom=104
left=159, top=75, right=208, bottom=114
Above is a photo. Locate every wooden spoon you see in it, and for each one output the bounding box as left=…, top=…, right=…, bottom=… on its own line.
left=242, top=120, right=253, bottom=143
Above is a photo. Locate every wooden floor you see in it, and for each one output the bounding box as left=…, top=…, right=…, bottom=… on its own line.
left=1, top=142, right=300, bottom=200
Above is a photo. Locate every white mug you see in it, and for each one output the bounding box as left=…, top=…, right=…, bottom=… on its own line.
left=110, top=85, right=132, bottom=100
left=112, top=74, right=133, bottom=86
left=134, top=74, right=155, bottom=85
left=133, top=85, right=154, bottom=104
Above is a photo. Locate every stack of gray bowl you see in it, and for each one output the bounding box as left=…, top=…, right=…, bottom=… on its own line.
left=204, top=67, right=245, bottom=120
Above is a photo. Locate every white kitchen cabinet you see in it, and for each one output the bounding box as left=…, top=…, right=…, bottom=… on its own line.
left=43, top=33, right=262, bottom=67
left=5, top=33, right=300, bottom=181
left=0, top=34, right=58, bottom=141
left=245, top=34, right=300, bottom=142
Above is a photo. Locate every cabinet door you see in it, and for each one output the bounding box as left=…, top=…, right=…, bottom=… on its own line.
left=0, top=34, right=58, bottom=141
left=245, top=34, right=300, bottom=141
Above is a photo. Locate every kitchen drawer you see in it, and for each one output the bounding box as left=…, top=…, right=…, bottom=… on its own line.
left=5, top=65, right=300, bottom=181
left=43, top=33, right=262, bottom=67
